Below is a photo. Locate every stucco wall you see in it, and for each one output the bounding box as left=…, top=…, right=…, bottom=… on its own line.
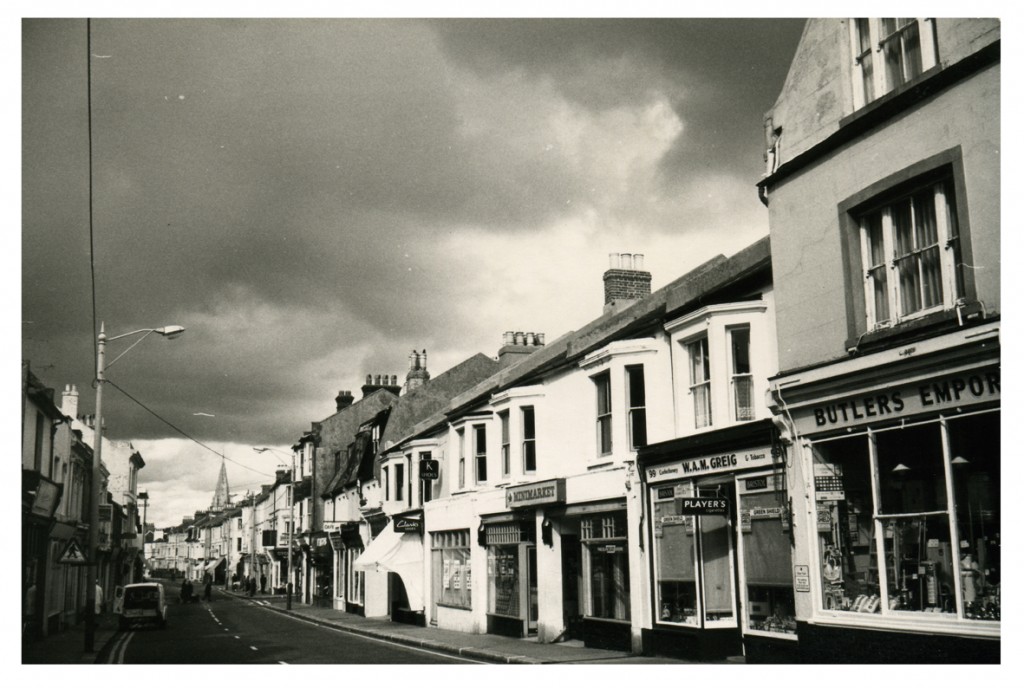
left=767, top=18, right=1000, bottom=166
left=768, top=64, right=1000, bottom=372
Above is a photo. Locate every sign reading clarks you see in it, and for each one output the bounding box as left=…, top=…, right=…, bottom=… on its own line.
left=506, top=479, right=566, bottom=508
left=393, top=516, right=422, bottom=533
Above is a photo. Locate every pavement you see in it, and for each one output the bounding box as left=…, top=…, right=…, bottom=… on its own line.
left=21, top=611, right=120, bottom=665
left=21, top=581, right=694, bottom=665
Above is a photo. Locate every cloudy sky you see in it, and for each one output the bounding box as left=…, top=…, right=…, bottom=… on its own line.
left=20, top=14, right=807, bottom=527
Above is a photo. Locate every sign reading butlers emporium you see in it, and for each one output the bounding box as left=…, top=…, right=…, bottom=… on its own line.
left=645, top=446, right=774, bottom=483
left=506, top=479, right=566, bottom=508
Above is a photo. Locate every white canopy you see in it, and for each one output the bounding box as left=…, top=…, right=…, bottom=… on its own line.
left=353, top=523, right=424, bottom=611
left=203, top=556, right=224, bottom=573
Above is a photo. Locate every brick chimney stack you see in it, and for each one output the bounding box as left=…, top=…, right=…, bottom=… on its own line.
left=497, top=331, right=545, bottom=366
left=361, top=373, right=402, bottom=398
left=603, top=252, right=651, bottom=314
left=405, top=349, right=431, bottom=393
left=335, top=390, right=354, bottom=411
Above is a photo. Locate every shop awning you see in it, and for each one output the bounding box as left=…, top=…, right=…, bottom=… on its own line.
left=204, top=556, right=224, bottom=573
left=353, top=523, right=424, bottom=611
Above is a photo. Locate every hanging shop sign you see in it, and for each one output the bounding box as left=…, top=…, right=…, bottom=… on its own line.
left=794, top=565, right=811, bottom=593
left=794, top=365, right=1000, bottom=435
left=506, top=478, right=566, bottom=509
left=419, top=459, right=440, bottom=480
left=646, top=446, right=774, bottom=483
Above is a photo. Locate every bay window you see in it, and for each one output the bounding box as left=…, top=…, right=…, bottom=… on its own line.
left=627, top=365, right=647, bottom=449
left=729, top=327, right=754, bottom=421
left=522, top=406, right=536, bottom=472
left=474, top=424, right=487, bottom=484
left=594, top=372, right=612, bottom=455
left=688, top=337, right=712, bottom=428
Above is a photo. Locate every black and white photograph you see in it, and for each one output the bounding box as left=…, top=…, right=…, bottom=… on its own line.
left=15, top=3, right=1007, bottom=674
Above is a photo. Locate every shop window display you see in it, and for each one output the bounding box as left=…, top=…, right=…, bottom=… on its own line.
left=813, top=410, right=1000, bottom=622
left=488, top=546, right=520, bottom=617
left=652, top=484, right=699, bottom=625
left=739, top=478, right=796, bottom=635
left=432, top=530, right=471, bottom=610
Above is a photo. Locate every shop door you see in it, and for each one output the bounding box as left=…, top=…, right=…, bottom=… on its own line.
left=697, top=481, right=739, bottom=628
left=526, top=545, right=538, bottom=634
left=561, top=534, right=582, bottom=638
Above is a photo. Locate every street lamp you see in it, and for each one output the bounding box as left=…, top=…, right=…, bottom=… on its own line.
left=254, top=447, right=294, bottom=609
left=138, top=490, right=149, bottom=574
left=85, top=322, right=185, bottom=652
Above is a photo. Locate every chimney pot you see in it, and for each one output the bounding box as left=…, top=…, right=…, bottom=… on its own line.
left=634, top=254, right=645, bottom=270
left=609, top=253, right=619, bottom=269
left=537, top=333, right=545, bottom=345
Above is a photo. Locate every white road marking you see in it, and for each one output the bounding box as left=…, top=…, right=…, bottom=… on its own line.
left=234, top=635, right=241, bottom=639
left=250, top=646, right=258, bottom=651
left=278, top=661, right=288, bottom=665
left=108, top=631, right=135, bottom=664
left=260, top=607, right=485, bottom=664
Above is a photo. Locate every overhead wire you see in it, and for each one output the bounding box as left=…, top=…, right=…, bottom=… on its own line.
left=105, top=378, right=276, bottom=479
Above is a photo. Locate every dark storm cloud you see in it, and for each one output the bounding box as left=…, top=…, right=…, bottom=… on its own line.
left=431, top=18, right=807, bottom=213
left=23, top=18, right=805, bottom=451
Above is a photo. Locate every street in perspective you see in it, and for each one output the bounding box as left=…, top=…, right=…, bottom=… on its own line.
left=21, top=15, right=1001, bottom=670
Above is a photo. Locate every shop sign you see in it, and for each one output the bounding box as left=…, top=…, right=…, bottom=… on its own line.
left=646, top=446, right=774, bottom=483
left=394, top=516, right=422, bottom=533
left=601, top=544, right=623, bottom=554
left=794, top=565, right=810, bottom=593
left=506, top=478, right=565, bottom=508
left=796, top=366, right=1000, bottom=434
left=677, top=497, right=729, bottom=515
left=419, top=459, right=439, bottom=480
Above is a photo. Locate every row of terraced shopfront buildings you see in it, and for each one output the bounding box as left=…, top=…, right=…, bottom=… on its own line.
left=152, top=18, right=1000, bottom=663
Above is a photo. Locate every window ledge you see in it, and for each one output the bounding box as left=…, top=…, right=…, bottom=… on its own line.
left=846, top=302, right=988, bottom=354
left=808, top=612, right=999, bottom=638
left=588, top=461, right=615, bottom=471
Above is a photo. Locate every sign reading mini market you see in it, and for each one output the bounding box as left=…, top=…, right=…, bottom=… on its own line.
left=506, top=479, right=566, bottom=508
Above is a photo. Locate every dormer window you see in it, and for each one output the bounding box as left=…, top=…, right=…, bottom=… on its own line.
left=851, top=19, right=937, bottom=109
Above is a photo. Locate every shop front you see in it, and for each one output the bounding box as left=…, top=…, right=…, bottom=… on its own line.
left=354, top=511, right=425, bottom=626
left=769, top=329, right=1000, bottom=663
left=337, top=522, right=365, bottom=614
left=492, top=479, right=634, bottom=652
left=480, top=513, right=538, bottom=639
left=638, top=419, right=796, bottom=662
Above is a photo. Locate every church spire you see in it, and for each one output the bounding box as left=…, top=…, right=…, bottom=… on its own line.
left=211, top=458, right=230, bottom=510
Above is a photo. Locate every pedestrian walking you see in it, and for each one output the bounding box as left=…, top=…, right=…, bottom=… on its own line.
left=260, top=572, right=267, bottom=594
left=249, top=576, right=257, bottom=597
left=95, top=580, right=104, bottom=615
left=203, top=571, right=213, bottom=601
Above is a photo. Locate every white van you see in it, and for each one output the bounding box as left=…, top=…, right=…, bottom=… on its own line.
left=119, top=582, right=168, bottom=630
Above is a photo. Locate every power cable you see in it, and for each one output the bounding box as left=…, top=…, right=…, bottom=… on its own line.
left=104, top=377, right=276, bottom=479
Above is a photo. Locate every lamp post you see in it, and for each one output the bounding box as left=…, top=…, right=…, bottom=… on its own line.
left=255, top=447, right=294, bottom=609
left=85, top=322, right=185, bottom=652
left=138, top=490, right=149, bottom=575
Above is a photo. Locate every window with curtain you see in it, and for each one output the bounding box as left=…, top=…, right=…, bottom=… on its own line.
left=858, top=175, right=962, bottom=329
left=688, top=337, right=712, bottom=428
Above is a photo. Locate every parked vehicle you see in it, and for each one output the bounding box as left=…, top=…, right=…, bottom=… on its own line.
left=119, top=582, right=168, bottom=630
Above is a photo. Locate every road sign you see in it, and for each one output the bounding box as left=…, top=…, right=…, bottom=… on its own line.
left=58, top=538, right=88, bottom=565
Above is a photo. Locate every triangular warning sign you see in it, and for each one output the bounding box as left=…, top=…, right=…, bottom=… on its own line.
left=58, top=539, right=88, bottom=565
